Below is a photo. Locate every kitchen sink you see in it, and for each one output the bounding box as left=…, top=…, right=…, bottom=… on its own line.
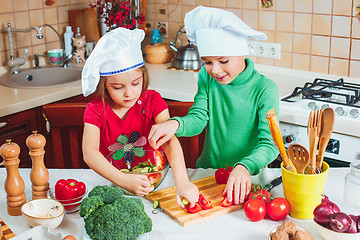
left=0, top=66, right=82, bottom=88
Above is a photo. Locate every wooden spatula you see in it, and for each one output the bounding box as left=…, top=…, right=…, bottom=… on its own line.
left=317, top=108, right=335, bottom=170
left=288, top=143, right=310, bottom=174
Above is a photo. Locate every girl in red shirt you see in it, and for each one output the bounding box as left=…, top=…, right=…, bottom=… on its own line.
left=81, top=28, right=199, bottom=205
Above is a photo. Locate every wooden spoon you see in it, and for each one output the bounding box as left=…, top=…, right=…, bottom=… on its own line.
left=317, top=108, right=335, bottom=170
left=287, top=143, right=310, bottom=174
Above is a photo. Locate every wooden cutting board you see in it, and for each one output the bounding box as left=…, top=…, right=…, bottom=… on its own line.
left=68, top=8, right=100, bottom=42
left=145, top=175, right=243, bottom=227
left=0, top=218, right=15, bottom=240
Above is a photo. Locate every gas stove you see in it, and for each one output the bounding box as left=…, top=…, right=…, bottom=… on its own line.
left=278, top=78, right=360, bottom=166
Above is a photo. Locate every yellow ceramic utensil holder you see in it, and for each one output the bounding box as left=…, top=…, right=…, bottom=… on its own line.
left=281, top=162, right=329, bottom=219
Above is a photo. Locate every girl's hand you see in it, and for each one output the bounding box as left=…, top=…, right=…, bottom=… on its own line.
left=148, top=120, right=179, bottom=149
left=174, top=181, right=199, bottom=208
left=123, top=174, right=154, bottom=196
left=223, top=164, right=251, bottom=205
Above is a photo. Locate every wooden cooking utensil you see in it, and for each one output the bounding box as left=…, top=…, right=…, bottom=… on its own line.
left=307, top=109, right=322, bottom=174
left=317, top=108, right=335, bottom=170
left=266, top=108, right=296, bottom=173
left=287, top=143, right=310, bottom=174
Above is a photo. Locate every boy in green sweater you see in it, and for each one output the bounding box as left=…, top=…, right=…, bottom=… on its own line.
left=149, top=6, right=279, bottom=206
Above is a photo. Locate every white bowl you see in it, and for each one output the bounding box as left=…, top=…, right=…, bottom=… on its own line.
left=314, top=219, right=360, bottom=240
left=21, top=198, right=65, bottom=229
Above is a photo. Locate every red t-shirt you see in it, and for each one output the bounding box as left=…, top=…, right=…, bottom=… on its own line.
left=83, top=90, right=168, bottom=170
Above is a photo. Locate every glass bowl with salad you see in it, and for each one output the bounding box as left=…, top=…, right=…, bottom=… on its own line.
left=109, top=149, right=169, bottom=192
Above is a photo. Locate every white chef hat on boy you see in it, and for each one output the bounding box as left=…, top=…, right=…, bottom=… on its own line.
left=184, top=6, right=267, bottom=57
left=82, top=27, right=145, bottom=97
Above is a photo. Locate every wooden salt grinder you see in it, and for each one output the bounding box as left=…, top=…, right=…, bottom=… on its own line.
left=26, top=131, right=49, bottom=199
left=0, top=139, right=26, bottom=216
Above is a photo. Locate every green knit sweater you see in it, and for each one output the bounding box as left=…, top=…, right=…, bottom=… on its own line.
left=172, top=58, right=279, bottom=175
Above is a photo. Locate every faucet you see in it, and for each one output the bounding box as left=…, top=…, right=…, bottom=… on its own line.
left=4, top=22, right=42, bottom=73
left=38, top=24, right=71, bottom=68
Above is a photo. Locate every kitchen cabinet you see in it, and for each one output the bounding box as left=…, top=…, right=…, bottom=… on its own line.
left=0, top=108, right=41, bottom=168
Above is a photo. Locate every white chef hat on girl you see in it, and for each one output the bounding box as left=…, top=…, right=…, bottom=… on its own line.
left=184, top=6, right=267, bottom=57
left=81, top=27, right=145, bottom=97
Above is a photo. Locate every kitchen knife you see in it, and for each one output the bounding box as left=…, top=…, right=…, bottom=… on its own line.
left=263, top=176, right=282, bottom=192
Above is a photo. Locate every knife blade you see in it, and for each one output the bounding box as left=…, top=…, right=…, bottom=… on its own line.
left=263, top=176, right=282, bottom=192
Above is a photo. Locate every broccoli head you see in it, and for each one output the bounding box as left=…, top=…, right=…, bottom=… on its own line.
left=81, top=185, right=152, bottom=240
left=88, top=185, right=124, bottom=204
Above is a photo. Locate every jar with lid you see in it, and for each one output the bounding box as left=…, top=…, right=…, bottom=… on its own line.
left=342, top=161, right=360, bottom=215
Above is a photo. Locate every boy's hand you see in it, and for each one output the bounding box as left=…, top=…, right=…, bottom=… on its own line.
left=223, top=164, right=251, bottom=205
left=148, top=120, right=179, bottom=149
left=174, top=181, right=199, bottom=208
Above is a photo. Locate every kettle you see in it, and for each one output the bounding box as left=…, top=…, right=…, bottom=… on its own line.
left=169, top=26, right=203, bottom=71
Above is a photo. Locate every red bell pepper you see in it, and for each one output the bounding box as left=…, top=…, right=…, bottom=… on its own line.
left=220, top=196, right=233, bottom=207
left=198, top=194, right=213, bottom=210
left=185, top=202, right=202, bottom=214
left=215, top=166, right=233, bottom=184
left=55, top=179, right=86, bottom=211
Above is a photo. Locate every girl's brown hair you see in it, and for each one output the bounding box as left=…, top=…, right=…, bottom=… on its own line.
left=96, top=65, right=149, bottom=104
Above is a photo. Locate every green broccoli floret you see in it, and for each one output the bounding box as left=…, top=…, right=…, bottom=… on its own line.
left=79, top=195, right=104, bottom=218
left=88, top=185, right=124, bottom=203
left=81, top=185, right=152, bottom=240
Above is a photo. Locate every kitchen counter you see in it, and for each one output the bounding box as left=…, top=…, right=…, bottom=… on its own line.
left=0, top=167, right=350, bottom=239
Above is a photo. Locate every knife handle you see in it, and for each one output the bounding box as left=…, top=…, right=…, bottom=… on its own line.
left=265, top=176, right=282, bottom=192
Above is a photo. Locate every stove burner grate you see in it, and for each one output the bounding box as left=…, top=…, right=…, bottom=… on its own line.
left=281, top=78, right=360, bottom=107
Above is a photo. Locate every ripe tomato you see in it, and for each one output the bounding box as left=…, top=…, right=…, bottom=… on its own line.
left=63, top=235, right=77, bottom=240
left=244, top=199, right=266, bottom=222
left=215, top=166, right=233, bottom=184
left=266, top=197, right=290, bottom=221
left=247, top=185, right=271, bottom=203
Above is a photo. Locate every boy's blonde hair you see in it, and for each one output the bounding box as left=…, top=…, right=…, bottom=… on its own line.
left=96, top=65, right=149, bottom=103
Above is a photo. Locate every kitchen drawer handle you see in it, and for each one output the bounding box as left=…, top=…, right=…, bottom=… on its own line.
left=42, top=113, right=51, bottom=133
left=0, top=120, right=9, bottom=128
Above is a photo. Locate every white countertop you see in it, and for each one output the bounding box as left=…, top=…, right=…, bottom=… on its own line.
left=0, top=167, right=350, bottom=239
left=1, top=62, right=360, bottom=138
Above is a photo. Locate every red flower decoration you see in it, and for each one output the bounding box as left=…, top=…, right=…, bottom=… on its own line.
left=89, top=0, right=144, bottom=30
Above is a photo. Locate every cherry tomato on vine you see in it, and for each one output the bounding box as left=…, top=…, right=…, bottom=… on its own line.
left=244, top=199, right=266, bottom=222
left=247, top=185, right=271, bottom=203
left=266, top=197, right=290, bottom=221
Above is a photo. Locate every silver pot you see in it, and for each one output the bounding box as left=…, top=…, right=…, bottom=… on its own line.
left=169, top=26, right=203, bottom=71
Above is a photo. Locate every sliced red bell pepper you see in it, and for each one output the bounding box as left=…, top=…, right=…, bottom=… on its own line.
left=185, top=202, right=202, bottom=214
left=220, top=196, right=233, bottom=207
left=198, top=194, right=213, bottom=210
left=147, top=172, right=161, bottom=185
left=154, top=149, right=166, bottom=170
left=55, top=179, right=86, bottom=211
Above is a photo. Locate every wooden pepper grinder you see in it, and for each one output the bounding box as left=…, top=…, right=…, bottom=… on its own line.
left=26, top=130, right=49, bottom=200
left=0, top=139, right=26, bottom=216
